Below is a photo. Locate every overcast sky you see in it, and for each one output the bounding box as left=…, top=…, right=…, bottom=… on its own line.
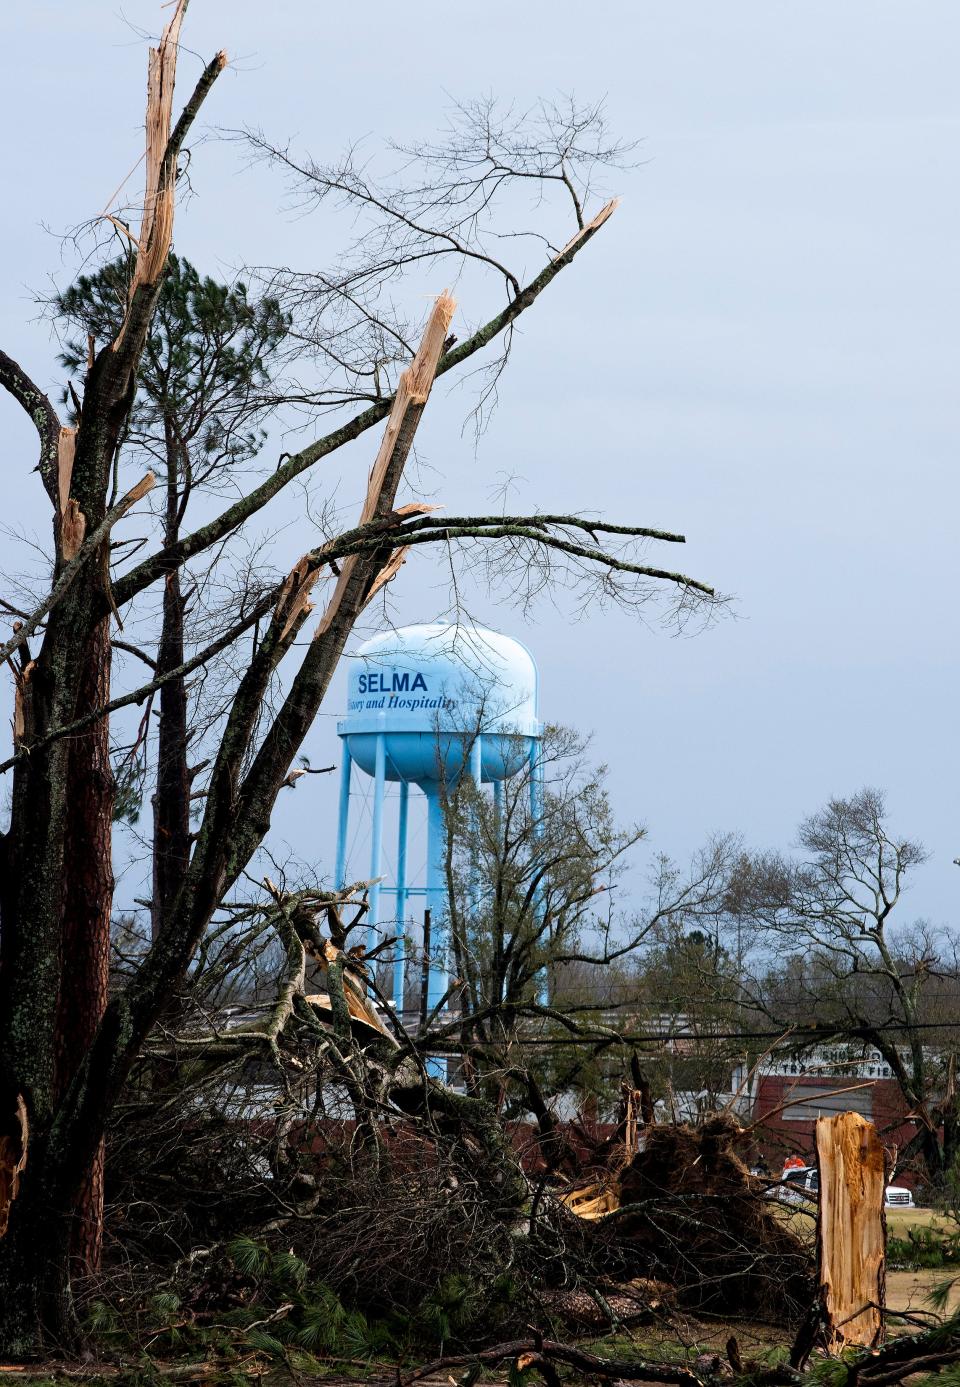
left=2, top=2, right=957, bottom=929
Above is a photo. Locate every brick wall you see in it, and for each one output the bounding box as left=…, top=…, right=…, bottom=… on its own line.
left=751, top=1074, right=920, bottom=1185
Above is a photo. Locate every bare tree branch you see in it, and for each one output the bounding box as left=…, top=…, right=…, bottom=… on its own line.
left=110, top=201, right=619, bottom=609
left=0, top=473, right=155, bottom=670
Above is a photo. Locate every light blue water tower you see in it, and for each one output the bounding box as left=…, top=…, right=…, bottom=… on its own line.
left=334, top=623, right=542, bottom=1021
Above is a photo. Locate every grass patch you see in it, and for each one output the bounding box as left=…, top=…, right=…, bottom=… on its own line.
left=888, top=1224, right=960, bottom=1270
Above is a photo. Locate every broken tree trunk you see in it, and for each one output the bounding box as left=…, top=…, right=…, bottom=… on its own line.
left=56, top=613, right=115, bottom=1274
left=0, top=1, right=225, bottom=1348
left=0, top=1098, right=28, bottom=1240
left=815, top=1111, right=886, bottom=1352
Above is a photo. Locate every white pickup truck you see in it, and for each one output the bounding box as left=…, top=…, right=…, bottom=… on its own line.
left=779, top=1164, right=914, bottom=1208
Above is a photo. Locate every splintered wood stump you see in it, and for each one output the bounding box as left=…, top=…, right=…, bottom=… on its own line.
left=815, top=1111, right=886, bottom=1351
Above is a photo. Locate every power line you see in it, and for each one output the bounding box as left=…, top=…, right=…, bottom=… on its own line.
left=418, top=1018, right=960, bottom=1047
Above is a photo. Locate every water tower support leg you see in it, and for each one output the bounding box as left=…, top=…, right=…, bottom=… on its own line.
left=334, top=742, right=352, bottom=889
left=469, top=736, right=482, bottom=919
left=529, top=738, right=544, bottom=829
left=424, top=787, right=448, bottom=1079
left=529, top=739, right=549, bottom=1005
left=425, top=787, right=448, bottom=1010
left=367, top=734, right=386, bottom=954
left=393, top=779, right=409, bottom=1010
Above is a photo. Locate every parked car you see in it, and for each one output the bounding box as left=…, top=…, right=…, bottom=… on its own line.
left=777, top=1165, right=914, bottom=1208
left=778, top=1165, right=819, bottom=1204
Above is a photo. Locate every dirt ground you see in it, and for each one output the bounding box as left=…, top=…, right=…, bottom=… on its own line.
left=633, top=1267, right=960, bottom=1364
left=884, top=1206, right=960, bottom=1315
left=599, top=1265, right=959, bottom=1375
left=779, top=1203, right=960, bottom=1319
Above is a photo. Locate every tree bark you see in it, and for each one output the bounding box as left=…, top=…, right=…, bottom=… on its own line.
left=815, top=1111, right=885, bottom=1352
left=0, top=1169, right=76, bottom=1355
left=151, top=439, right=191, bottom=939
left=0, top=18, right=227, bottom=1351
left=55, top=615, right=115, bottom=1274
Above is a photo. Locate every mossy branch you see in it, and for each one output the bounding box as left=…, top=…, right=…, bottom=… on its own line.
left=0, top=347, right=62, bottom=505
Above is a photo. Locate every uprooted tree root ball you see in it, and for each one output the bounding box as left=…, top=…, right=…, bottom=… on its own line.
left=589, top=1114, right=813, bottom=1321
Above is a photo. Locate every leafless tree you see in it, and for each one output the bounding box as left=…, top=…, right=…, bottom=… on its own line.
left=731, top=788, right=960, bottom=1182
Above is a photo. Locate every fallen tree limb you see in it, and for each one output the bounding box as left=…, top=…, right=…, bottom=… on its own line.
left=395, top=1336, right=705, bottom=1387
left=845, top=1312, right=960, bottom=1386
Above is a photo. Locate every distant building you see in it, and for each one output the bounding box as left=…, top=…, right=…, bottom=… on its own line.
left=745, top=1045, right=922, bottom=1183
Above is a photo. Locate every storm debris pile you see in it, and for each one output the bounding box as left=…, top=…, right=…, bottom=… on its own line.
left=578, top=1114, right=813, bottom=1321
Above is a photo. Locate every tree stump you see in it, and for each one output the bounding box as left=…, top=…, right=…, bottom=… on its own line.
left=816, top=1111, right=886, bottom=1351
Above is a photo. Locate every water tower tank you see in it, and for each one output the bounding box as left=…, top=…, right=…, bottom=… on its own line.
left=339, top=623, right=539, bottom=785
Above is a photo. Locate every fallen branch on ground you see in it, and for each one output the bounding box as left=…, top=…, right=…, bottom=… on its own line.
left=392, top=1335, right=813, bottom=1387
